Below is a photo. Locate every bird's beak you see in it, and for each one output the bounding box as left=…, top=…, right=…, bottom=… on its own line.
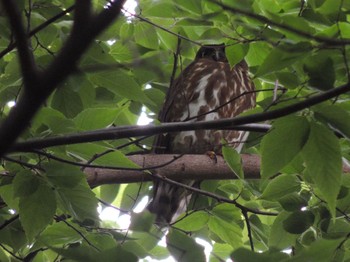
left=214, top=50, right=220, bottom=61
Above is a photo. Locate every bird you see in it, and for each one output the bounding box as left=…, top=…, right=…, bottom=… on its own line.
left=148, top=43, right=256, bottom=225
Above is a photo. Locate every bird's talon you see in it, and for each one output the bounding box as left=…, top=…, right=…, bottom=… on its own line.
left=206, top=151, right=218, bottom=163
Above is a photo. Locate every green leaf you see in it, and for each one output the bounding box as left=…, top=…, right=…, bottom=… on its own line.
left=44, top=162, right=85, bottom=188
left=302, top=122, right=342, bottom=217
left=232, top=248, right=289, bottom=262
left=226, top=43, right=249, bottom=68
left=18, top=179, right=56, bottom=241
left=89, top=70, right=155, bottom=106
left=283, top=210, right=315, bottom=234
left=211, top=203, right=242, bottom=222
left=289, top=239, right=343, bottom=262
left=36, top=221, right=82, bottom=247
left=134, top=22, right=158, bottom=49
left=51, top=86, right=84, bottom=118
left=0, top=178, right=19, bottom=210
left=99, top=184, right=120, bottom=203
left=261, top=116, right=310, bottom=179
left=52, top=244, right=137, bottom=262
left=91, top=150, right=140, bottom=168
left=269, top=211, right=299, bottom=249
left=67, top=144, right=140, bottom=169
left=74, top=107, right=119, bottom=130
left=33, top=107, right=75, bottom=134
left=245, top=42, right=270, bottom=67
left=129, top=211, right=155, bottom=232
left=222, top=145, right=244, bottom=179
left=175, top=0, right=202, bottom=14
left=278, top=192, right=309, bottom=212
left=303, top=54, right=335, bottom=90
left=208, top=216, right=242, bottom=248
left=174, top=211, right=209, bottom=231
left=314, top=105, right=350, bottom=139
left=256, top=43, right=311, bottom=76
left=166, top=229, right=206, bottom=262
left=110, top=41, right=134, bottom=62
left=13, top=170, right=40, bottom=198
left=260, top=174, right=301, bottom=201
left=56, top=180, right=99, bottom=223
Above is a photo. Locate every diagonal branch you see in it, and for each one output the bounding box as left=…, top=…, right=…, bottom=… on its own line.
left=0, top=0, right=126, bottom=157
left=10, top=81, right=350, bottom=151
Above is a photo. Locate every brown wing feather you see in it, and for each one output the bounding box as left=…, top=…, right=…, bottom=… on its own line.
left=149, top=55, right=255, bottom=225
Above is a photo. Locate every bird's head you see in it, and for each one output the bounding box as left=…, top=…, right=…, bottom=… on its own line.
left=195, top=44, right=227, bottom=62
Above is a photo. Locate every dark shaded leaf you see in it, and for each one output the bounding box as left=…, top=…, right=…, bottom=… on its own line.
left=302, top=122, right=342, bottom=217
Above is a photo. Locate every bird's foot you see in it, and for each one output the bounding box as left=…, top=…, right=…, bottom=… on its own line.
left=206, top=151, right=218, bottom=164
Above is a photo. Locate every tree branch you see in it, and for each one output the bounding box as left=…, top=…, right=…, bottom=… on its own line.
left=0, top=1, right=126, bottom=157
left=85, top=154, right=258, bottom=186
left=1, top=0, right=38, bottom=87
left=11, top=124, right=270, bottom=151
left=10, top=81, right=350, bottom=151
left=84, top=153, right=350, bottom=186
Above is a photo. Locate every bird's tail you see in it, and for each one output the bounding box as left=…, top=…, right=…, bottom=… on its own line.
left=147, top=179, right=196, bottom=225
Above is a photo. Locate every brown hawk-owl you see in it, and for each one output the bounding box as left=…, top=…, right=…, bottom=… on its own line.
left=148, top=44, right=256, bottom=224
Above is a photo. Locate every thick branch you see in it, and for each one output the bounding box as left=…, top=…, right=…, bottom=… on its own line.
left=85, top=154, right=350, bottom=187
left=11, top=81, right=350, bottom=151
left=85, top=154, right=260, bottom=187
left=0, top=1, right=125, bottom=157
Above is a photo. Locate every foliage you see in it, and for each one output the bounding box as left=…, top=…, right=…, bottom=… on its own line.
left=0, top=0, right=350, bottom=261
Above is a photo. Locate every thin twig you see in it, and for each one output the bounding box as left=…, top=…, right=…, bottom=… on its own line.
left=0, top=214, right=19, bottom=230
left=0, top=5, right=75, bottom=59
left=211, top=0, right=350, bottom=46
left=123, top=9, right=202, bottom=46
left=0, top=242, right=23, bottom=261
left=58, top=218, right=100, bottom=251
left=242, top=210, right=254, bottom=251
left=150, top=172, right=278, bottom=216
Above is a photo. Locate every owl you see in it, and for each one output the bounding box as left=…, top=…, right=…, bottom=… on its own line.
left=148, top=44, right=256, bottom=225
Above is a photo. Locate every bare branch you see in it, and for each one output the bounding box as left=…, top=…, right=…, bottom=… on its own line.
left=84, top=153, right=350, bottom=186
left=85, top=154, right=261, bottom=186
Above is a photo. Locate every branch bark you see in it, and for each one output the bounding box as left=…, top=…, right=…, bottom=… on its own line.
left=11, top=79, right=350, bottom=151
left=0, top=0, right=125, bottom=157
left=85, top=154, right=260, bottom=187
left=85, top=153, right=350, bottom=187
